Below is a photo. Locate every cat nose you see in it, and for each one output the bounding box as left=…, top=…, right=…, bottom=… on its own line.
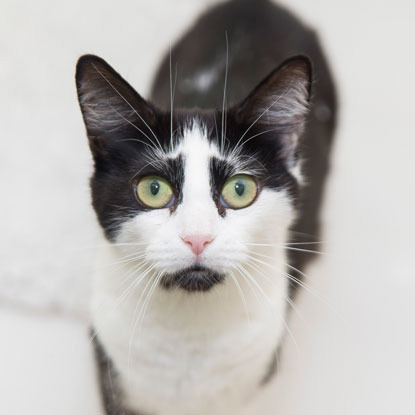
left=181, top=234, right=213, bottom=256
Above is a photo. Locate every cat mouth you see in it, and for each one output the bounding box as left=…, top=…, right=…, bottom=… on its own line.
left=160, top=264, right=225, bottom=292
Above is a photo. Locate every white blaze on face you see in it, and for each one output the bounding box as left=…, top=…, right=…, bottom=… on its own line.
left=174, top=123, right=218, bottom=238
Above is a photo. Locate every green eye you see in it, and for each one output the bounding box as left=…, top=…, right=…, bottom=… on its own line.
left=136, top=176, right=174, bottom=208
left=221, top=175, right=258, bottom=209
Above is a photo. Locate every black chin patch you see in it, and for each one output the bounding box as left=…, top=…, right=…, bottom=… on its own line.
left=160, top=264, right=225, bottom=292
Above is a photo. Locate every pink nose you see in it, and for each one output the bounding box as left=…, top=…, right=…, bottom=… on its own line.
left=182, top=234, right=213, bottom=256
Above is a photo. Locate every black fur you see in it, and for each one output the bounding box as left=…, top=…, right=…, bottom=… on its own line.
left=92, top=334, right=142, bottom=415
left=260, top=348, right=280, bottom=386
left=160, top=264, right=225, bottom=292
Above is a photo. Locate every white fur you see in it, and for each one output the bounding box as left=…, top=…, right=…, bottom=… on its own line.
left=180, top=60, right=224, bottom=94
left=91, top=121, right=296, bottom=414
left=191, top=66, right=220, bottom=92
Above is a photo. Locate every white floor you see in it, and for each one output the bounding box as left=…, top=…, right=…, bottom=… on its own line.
left=0, top=307, right=102, bottom=414
left=1, top=0, right=415, bottom=414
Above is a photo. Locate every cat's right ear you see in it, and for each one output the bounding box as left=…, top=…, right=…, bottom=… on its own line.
left=233, top=56, right=312, bottom=165
left=75, top=54, right=156, bottom=158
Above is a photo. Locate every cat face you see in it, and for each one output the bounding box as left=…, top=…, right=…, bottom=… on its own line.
left=76, top=55, right=311, bottom=292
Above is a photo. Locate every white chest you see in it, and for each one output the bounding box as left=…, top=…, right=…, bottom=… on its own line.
left=92, top=254, right=288, bottom=415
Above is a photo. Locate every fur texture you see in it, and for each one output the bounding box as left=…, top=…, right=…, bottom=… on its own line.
left=75, top=1, right=336, bottom=414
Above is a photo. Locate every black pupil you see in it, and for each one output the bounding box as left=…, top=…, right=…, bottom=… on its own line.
left=150, top=180, right=160, bottom=195
left=235, top=181, right=245, bottom=196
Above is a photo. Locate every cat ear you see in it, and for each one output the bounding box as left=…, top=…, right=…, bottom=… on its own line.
left=234, top=56, right=312, bottom=163
left=75, top=54, right=156, bottom=157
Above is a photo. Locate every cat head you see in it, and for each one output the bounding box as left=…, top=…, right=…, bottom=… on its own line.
left=76, top=54, right=311, bottom=292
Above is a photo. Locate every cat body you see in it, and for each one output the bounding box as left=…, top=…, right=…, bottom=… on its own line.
left=76, top=1, right=336, bottom=414
left=90, top=117, right=294, bottom=414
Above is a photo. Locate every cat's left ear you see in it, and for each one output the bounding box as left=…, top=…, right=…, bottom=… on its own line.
left=75, top=54, right=157, bottom=160
left=234, top=56, right=312, bottom=164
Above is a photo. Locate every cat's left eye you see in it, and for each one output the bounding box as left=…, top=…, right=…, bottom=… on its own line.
left=220, top=175, right=258, bottom=209
left=136, top=176, right=174, bottom=209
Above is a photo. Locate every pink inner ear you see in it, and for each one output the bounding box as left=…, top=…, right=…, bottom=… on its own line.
left=181, top=235, right=214, bottom=256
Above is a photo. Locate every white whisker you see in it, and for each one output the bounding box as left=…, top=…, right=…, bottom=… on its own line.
left=169, top=45, right=174, bottom=152
left=109, top=106, right=156, bottom=147
left=246, top=242, right=325, bottom=255
left=244, top=260, right=309, bottom=328
left=221, top=32, right=229, bottom=154
left=244, top=254, right=341, bottom=319
left=90, top=260, right=152, bottom=344
left=235, top=264, right=272, bottom=305
left=128, top=270, right=163, bottom=377
left=236, top=264, right=299, bottom=352
left=245, top=254, right=318, bottom=296
left=229, top=270, right=250, bottom=321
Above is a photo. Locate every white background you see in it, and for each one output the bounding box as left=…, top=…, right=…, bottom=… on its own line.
left=1, top=0, right=415, bottom=413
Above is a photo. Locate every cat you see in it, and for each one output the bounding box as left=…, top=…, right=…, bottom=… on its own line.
left=75, top=0, right=336, bottom=414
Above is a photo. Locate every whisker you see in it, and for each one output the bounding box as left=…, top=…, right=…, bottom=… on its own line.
left=213, top=111, right=219, bottom=147
left=245, top=242, right=325, bottom=255
left=128, top=270, right=163, bottom=375
left=109, top=106, right=156, bottom=147
left=246, top=250, right=317, bottom=285
left=134, top=271, right=163, bottom=332
left=169, top=45, right=174, bottom=152
left=126, top=270, right=157, bottom=377
left=245, top=254, right=318, bottom=295
left=100, top=253, right=147, bottom=269
left=279, top=310, right=300, bottom=351
left=236, top=264, right=299, bottom=352
left=228, top=127, right=284, bottom=160
left=244, top=260, right=309, bottom=327
left=172, top=63, right=178, bottom=104
left=89, top=261, right=152, bottom=344
left=129, top=156, right=173, bottom=182
left=117, top=137, right=158, bottom=151
left=221, top=31, right=229, bottom=154
left=234, top=264, right=272, bottom=305
left=284, top=241, right=326, bottom=246
left=112, top=262, right=153, bottom=311
left=245, top=254, right=340, bottom=318
left=229, top=270, right=250, bottom=321
left=234, top=267, right=260, bottom=303
left=284, top=262, right=316, bottom=282
left=289, top=230, right=319, bottom=239
left=285, top=295, right=309, bottom=328
left=100, top=242, right=149, bottom=248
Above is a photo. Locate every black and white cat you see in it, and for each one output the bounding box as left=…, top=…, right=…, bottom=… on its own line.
left=75, top=0, right=336, bottom=414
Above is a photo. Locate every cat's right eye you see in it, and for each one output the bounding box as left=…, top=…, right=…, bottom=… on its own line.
left=136, top=176, right=174, bottom=209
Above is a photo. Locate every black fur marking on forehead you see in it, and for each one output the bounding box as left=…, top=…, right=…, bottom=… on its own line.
left=164, top=154, right=185, bottom=206
left=208, top=120, right=300, bottom=216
